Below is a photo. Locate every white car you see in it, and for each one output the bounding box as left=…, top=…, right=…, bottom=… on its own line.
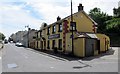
left=15, top=42, right=23, bottom=47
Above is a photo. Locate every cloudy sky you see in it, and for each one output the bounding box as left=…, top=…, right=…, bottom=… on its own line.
left=0, top=0, right=119, bottom=38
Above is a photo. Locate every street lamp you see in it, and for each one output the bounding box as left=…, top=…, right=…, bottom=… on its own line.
left=70, top=0, right=74, bottom=55
left=25, top=25, right=30, bottom=47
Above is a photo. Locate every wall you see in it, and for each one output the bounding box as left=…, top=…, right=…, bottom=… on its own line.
left=74, top=38, right=85, bottom=57
left=65, top=11, right=95, bottom=33
left=96, top=34, right=110, bottom=52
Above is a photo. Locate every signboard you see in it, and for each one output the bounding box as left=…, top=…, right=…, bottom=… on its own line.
left=48, top=34, right=60, bottom=39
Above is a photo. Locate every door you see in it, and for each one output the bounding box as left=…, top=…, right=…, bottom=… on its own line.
left=41, top=41, right=43, bottom=49
left=97, top=40, right=100, bottom=54
left=85, top=39, right=95, bottom=57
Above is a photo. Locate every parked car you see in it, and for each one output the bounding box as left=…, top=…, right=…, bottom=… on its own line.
left=15, top=42, right=23, bottom=47
left=4, top=39, right=8, bottom=44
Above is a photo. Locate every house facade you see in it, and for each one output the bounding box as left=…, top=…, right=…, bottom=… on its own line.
left=34, top=4, right=110, bottom=57
left=11, top=31, right=27, bottom=43
left=22, top=29, right=37, bottom=48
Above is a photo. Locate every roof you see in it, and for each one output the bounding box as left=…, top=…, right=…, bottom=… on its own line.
left=39, top=10, right=98, bottom=31
left=75, top=32, right=98, bottom=39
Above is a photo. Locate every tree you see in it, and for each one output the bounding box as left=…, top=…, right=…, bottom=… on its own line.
left=89, top=7, right=112, bottom=33
left=0, top=32, right=6, bottom=40
left=106, top=18, right=120, bottom=34
left=113, top=7, right=120, bottom=17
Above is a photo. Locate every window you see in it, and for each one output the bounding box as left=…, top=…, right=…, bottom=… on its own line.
left=58, top=39, right=62, bottom=50
left=47, top=40, right=50, bottom=49
left=52, top=25, right=56, bottom=33
left=52, top=40, right=55, bottom=48
left=40, top=31, right=42, bottom=37
left=70, top=22, right=76, bottom=31
left=47, top=27, right=50, bottom=35
left=58, top=23, right=62, bottom=32
left=37, top=32, right=38, bottom=38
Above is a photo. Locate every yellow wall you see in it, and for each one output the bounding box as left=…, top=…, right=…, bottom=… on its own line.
left=35, top=11, right=96, bottom=52
left=74, top=38, right=85, bottom=57
left=65, top=32, right=72, bottom=53
left=39, top=23, right=64, bottom=51
left=96, top=34, right=110, bottom=52
left=65, top=11, right=95, bottom=33
left=38, top=41, right=41, bottom=49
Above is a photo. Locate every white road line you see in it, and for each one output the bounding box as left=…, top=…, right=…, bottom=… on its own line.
left=7, top=63, right=18, bottom=68
left=0, top=57, right=1, bottom=60
left=50, top=67, right=54, bottom=68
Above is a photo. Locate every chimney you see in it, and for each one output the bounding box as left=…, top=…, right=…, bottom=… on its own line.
left=57, top=16, right=61, bottom=21
left=78, top=3, right=84, bottom=11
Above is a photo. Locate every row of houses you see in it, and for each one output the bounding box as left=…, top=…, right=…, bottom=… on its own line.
left=11, top=4, right=110, bottom=57
left=10, top=29, right=37, bottom=47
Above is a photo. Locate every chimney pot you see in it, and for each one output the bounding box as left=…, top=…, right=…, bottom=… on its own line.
left=57, top=16, right=61, bottom=21
left=78, top=3, right=84, bottom=11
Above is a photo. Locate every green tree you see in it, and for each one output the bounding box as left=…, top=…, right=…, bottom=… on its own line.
left=106, top=18, right=120, bottom=34
left=89, top=7, right=112, bottom=33
left=0, top=32, right=6, bottom=40
left=113, top=7, right=120, bottom=17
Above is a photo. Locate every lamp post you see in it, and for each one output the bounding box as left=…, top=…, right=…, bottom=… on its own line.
left=25, top=25, right=29, bottom=48
left=71, top=0, right=74, bottom=55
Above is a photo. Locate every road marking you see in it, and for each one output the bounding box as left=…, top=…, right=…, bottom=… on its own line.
left=7, top=63, right=18, bottom=68
left=50, top=67, right=54, bottom=68
left=0, top=57, right=1, bottom=60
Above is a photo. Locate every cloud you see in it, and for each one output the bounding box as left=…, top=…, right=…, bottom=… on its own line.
left=0, top=2, right=43, bottom=37
left=0, top=0, right=119, bottom=38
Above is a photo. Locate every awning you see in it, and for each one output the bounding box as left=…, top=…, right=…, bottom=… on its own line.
left=86, top=33, right=98, bottom=39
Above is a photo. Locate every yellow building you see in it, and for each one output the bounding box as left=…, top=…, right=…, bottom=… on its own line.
left=35, top=4, right=110, bottom=57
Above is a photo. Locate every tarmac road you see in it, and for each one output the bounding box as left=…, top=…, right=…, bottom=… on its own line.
left=1, top=43, right=118, bottom=72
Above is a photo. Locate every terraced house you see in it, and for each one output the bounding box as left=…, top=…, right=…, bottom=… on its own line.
left=34, top=4, right=110, bottom=57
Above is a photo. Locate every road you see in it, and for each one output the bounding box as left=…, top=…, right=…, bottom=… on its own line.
left=1, top=43, right=118, bottom=72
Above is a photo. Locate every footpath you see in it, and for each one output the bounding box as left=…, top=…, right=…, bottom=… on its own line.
left=0, top=43, right=2, bottom=73
left=0, top=43, right=3, bottom=49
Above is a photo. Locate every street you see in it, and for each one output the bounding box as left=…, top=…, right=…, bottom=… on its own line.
left=1, top=43, right=118, bottom=72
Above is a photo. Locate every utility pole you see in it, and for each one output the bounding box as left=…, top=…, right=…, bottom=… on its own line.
left=71, top=0, right=74, bottom=55
left=25, top=25, right=29, bottom=48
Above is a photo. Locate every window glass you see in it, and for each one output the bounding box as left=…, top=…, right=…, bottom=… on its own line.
left=47, top=27, right=50, bottom=35
left=59, top=23, right=62, bottom=32
left=53, top=25, right=56, bottom=33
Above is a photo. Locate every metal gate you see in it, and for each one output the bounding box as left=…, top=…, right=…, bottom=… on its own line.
left=85, top=38, right=95, bottom=57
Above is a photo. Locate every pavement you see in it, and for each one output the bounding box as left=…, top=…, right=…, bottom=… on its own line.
left=2, top=44, right=119, bottom=72
left=0, top=43, right=3, bottom=49
left=0, top=43, right=3, bottom=74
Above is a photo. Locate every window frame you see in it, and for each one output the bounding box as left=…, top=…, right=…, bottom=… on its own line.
left=70, top=22, right=77, bottom=31
left=52, top=25, right=56, bottom=33
left=58, top=23, right=62, bottom=32
left=47, top=27, right=50, bottom=35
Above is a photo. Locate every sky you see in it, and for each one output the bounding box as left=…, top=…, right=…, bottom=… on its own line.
left=0, top=0, right=119, bottom=39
